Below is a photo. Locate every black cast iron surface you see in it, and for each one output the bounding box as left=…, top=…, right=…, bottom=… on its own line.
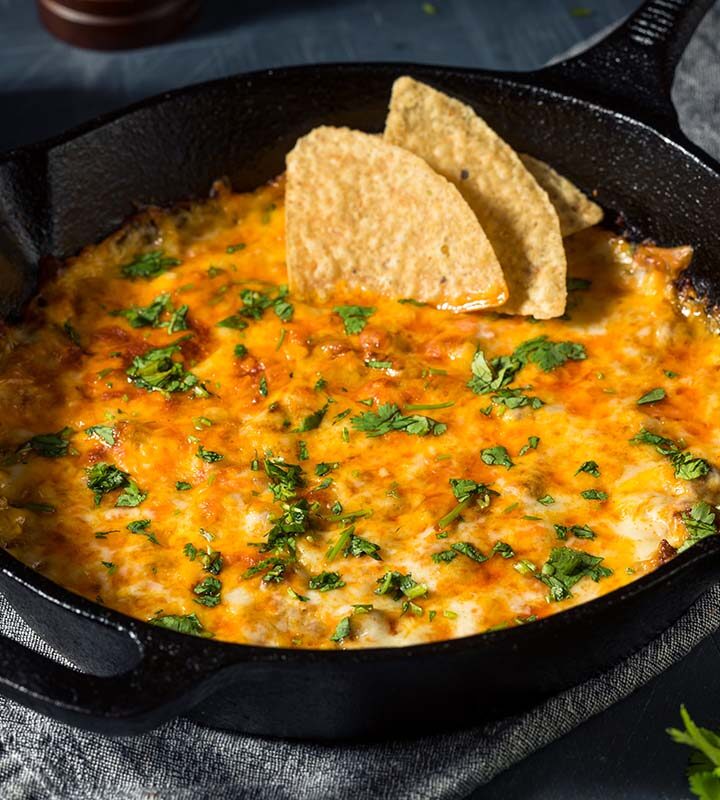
left=0, top=0, right=718, bottom=756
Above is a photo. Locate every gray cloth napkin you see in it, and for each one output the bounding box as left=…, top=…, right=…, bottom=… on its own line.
left=1, top=7, right=719, bottom=799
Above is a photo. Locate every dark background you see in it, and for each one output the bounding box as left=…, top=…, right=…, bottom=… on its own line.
left=1, top=1, right=716, bottom=798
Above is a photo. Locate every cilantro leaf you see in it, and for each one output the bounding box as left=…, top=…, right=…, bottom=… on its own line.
left=150, top=612, right=213, bottom=638
left=86, top=462, right=146, bottom=507
left=344, top=533, right=382, bottom=560
left=242, top=557, right=289, bottom=583
left=679, top=501, right=718, bottom=553
left=513, top=336, right=587, bottom=372
left=438, top=479, right=498, bottom=528
left=631, top=428, right=711, bottom=480
left=113, top=293, right=170, bottom=328
left=85, top=425, right=115, bottom=447
left=576, top=460, right=600, bottom=477
left=295, top=403, right=328, bottom=433
left=637, top=387, right=666, bottom=405
left=451, top=541, right=487, bottom=563
left=491, top=541, right=515, bottom=558
left=217, top=314, right=249, bottom=330
left=18, top=427, right=73, bottom=458
left=126, top=518, right=158, bottom=543
left=467, top=349, right=521, bottom=395
left=519, top=436, right=540, bottom=456
left=308, top=571, right=345, bottom=592
left=554, top=523, right=596, bottom=540
left=330, top=616, right=351, bottom=643
left=193, top=576, right=222, bottom=607
left=375, top=571, right=428, bottom=601
left=121, top=251, right=181, bottom=279
left=196, top=445, right=223, bottom=463
left=668, top=705, right=720, bottom=800
left=581, top=489, right=608, bottom=501
left=334, top=305, right=376, bottom=335
left=351, top=403, right=446, bottom=438
left=538, top=546, right=612, bottom=601
left=481, top=446, right=514, bottom=469
left=126, top=344, right=207, bottom=396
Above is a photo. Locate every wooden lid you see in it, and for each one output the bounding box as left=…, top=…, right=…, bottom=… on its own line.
left=37, top=0, right=200, bottom=51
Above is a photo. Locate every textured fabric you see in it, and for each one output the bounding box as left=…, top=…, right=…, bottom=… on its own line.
left=1, top=7, right=719, bottom=799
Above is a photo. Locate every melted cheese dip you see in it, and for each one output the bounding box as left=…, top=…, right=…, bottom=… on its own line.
left=0, top=179, right=717, bottom=649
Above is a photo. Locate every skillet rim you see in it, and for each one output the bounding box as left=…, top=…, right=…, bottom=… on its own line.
left=1, top=59, right=719, bottom=666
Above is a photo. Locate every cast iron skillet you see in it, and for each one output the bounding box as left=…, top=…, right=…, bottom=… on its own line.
left=0, top=0, right=717, bottom=740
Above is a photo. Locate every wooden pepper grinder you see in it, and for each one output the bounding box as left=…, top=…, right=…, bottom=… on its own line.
left=37, top=0, right=200, bottom=50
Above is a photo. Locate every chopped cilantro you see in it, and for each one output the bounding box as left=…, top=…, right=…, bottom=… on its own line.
left=259, top=374, right=268, bottom=397
left=481, top=446, right=514, bottom=469
left=183, top=543, right=198, bottom=561
left=330, top=616, right=351, bottom=644
left=85, top=425, right=115, bottom=447
left=679, top=501, right=718, bottom=553
left=438, top=479, right=498, bottom=529
left=513, top=336, right=587, bottom=372
left=287, top=586, right=309, bottom=602
left=581, top=489, right=608, bottom=501
left=176, top=481, right=192, bottom=491
left=126, top=518, right=158, bottom=544
left=126, top=344, right=207, bottom=396
left=334, top=305, right=376, bottom=335
left=112, top=293, right=169, bottom=328
left=631, top=428, right=711, bottom=480
left=308, top=572, right=345, bottom=592
left=467, top=349, right=521, bottom=395
left=315, top=462, right=339, bottom=477
left=576, top=460, right=600, bottom=477
left=196, top=445, right=223, bottom=463
left=351, top=403, right=446, bottom=438
left=297, top=441, right=309, bottom=461
left=344, top=532, right=382, bottom=560
left=193, top=576, right=222, bottom=607
left=167, top=304, right=189, bottom=334
left=86, top=462, right=145, bottom=507
left=432, top=549, right=458, bottom=564
left=375, top=571, right=428, bottom=600
left=539, top=546, right=612, bottom=601
left=294, top=403, right=328, bottom=433
left=233, top=344, right=248, bottom=358
left=18, top=427, right=73, bottom=458
left=121, top=251, right=181, bottom=279
left=217, top=314, right=249, bottom=330
left=637, top=387, right=666, bottom=405
left=554, top=523, right=596, bottom=540
left=226, top=243, right=246, bottom=254
left=451, top=542, right=487, bottom=563
left=365, top=359, right=392, bottom=369
left=149, top=612, right=212, bottom=637
left=537, top=494, right=555, bottom=505
left=242, top=557, right=289, bottom=583
left=101, top=561, right=116, bottom=575
left=519, top=436, right=540, bottom=456
left=492, top=541, right=515, bottom=559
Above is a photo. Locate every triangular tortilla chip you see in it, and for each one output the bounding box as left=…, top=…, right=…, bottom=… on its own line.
left=285, top=126, right=508, bottom=311
left=385, top=76, right=566, bottom=319
left=519, top=154, right=603, bottom=237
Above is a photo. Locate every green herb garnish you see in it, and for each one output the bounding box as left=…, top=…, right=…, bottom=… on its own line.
left=334, top=305, right=376, bottom=335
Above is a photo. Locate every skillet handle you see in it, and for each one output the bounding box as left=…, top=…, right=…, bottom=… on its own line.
left=535, top=0, right=716, bottom=134
left=0, top=626, right=211, bottom=735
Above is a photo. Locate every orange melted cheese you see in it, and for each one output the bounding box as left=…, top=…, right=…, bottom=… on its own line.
left=0, top=179, right=717, bottom=649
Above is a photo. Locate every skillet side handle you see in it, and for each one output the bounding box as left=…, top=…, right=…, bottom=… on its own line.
left=535, top=0, right=716, bottom=134
left=0, top=629, right=209, bottom=735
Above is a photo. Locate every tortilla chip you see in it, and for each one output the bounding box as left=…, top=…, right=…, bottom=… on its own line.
left=285, top=126, right=508, bottom=311
left=384, top=76, right=566, bottom=319
left=519, top=154, right=603, bottom=237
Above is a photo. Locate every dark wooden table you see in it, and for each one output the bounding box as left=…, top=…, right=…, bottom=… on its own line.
left=0, top=1, right=713, bottom=797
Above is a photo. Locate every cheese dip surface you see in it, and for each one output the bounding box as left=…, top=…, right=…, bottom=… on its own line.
left=0, top=180, right=717, bottom=649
